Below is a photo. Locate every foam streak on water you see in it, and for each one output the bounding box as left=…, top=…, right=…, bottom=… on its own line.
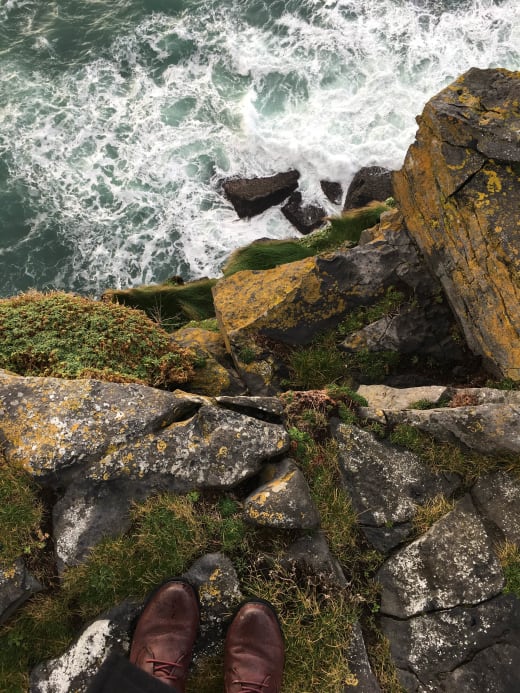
left=0, top=0, right=518, bottom=296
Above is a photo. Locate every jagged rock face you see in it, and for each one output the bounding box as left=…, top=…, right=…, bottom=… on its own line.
left=213, top=210, right=450, bottom=349
left=243, top=458, right=319, bottom=529
left=394, top=67, right=520, bottom=381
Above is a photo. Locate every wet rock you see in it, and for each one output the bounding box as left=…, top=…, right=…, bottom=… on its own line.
left=244, top=458, right=319, bottom=529
left=380, top=594, right=520, bottom=692
left=394, top=67, right=520, bottom=381
left=30, top=600, right=139, bottom=693
left=344, top=166, right=393, bottom=210
left=345, top=622, right=382, bottom=693
left=222, top=170, right=300, bottom=218
left=357, top=384, right=448, bottom=411
left=281, top=192, right=326, bottom=234
left=472, top=471, right=520, bottom=545
left=376, top=495, right=504, bottom=618
left=383, top=403, right=520, bottom=455
left=320, top=180, right=343, bottom=205
left=0, top=559, right=42, bottom=625
left=335, top=425, right=459, bottom=552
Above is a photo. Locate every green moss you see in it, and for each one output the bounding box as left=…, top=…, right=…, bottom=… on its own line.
left=338, top=286, right=406, bottom=336
left=0, top=457, right=44, bottom=569
left=222, top=240, right=314, bottom=277
left=104, top=278, right=217, bottom=331
left=183, top=318, right=220, bottom=332
left=310, top=203, right=389, bottom=249
left=0, top=291, right=197, bottom=388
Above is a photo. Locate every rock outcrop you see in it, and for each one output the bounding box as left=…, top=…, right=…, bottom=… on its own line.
left=344, top=166, right=393, bottom=210
left=394, top=67, right=520, bottom=380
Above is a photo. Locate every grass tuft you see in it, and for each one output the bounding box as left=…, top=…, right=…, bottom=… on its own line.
left=496, top=541, right=520, bottom=598
left=0, top=291, right=197, bottom=388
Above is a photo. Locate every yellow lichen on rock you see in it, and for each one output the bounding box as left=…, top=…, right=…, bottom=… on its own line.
left=394, top=67, right=520, bottom=380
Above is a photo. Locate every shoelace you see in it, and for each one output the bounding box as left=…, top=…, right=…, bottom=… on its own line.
left=146, top=658, right=182, bottom=681
left=233, top=678, right=271, bottom=692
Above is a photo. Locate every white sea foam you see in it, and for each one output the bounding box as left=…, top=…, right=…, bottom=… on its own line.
left=0, top=0, right=519, bottom=295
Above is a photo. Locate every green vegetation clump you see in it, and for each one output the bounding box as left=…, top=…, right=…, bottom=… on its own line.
left=0, top=291, right=197, bottom=388
left=498, top=542, right=520, bottom=598
left=0, top=456, right=44, bottom=569
left=103, top=278, right=217, bottom=331
left=222, top=203, right=390, bottom=277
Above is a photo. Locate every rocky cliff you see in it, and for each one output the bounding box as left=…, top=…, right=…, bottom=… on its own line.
left=1, top=69, right=520, bottom=693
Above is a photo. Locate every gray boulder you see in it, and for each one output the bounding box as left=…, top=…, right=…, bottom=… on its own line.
left=345, top=622, right=382, bottom=693
left=335, top=425, right=459, bottom=552
left=376, top=495, right=504, bottom=618
left=380, top=594, right=520, bottom=692
left=472, top=471, right=520, bottom=545
left=343, top=166, right=393, bottom=210
left=222, top=170, right=300, bottom=218
left=244, top=458, right=319, bottom=529
left=282, top=533, right=346, bottom=588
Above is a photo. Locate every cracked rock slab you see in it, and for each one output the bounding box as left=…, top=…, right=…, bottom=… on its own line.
left=88, top=404, right=289, bottom=489
left=244, top=458, right=319, bottom=529
left=345, top=622, right=382, bottom=692
left=335, top=425, right=459, bottom=552
left=0, top=375, right=204, bottom=482
left=376, top=495, right=504, bottom=618
left=383, top=403, right=520, bottom=455
left=380, top=593, right=520, bottom=685
left=357, top=385, right=448, bottom=411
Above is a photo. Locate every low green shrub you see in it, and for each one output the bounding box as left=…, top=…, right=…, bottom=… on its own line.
left=0, top=292, right=197, bottom=388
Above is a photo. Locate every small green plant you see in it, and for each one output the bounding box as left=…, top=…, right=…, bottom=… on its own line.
left=338, top=287, right=406, bottom=337
left=0, top=292, right=197, bottom=388
left=412, top=494, right=455, bottom=535
left=287, top=333, right=346, bottom=390
left=409, top=396, right=450, bottom=410
left=497, top=541, right=520, bottom=598
left=237, top=346, right=257, bottom=364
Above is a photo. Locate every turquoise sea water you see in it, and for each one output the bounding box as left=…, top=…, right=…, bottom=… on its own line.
left=0, top=0, right=519, bottom=296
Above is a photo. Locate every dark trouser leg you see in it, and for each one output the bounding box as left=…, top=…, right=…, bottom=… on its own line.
left=87, top=652, right=182, bottom=693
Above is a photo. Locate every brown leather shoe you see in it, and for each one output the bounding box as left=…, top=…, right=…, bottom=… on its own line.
left=129, top=579, right=199, bottom=691
left=224, top=600, right=284, bottom=693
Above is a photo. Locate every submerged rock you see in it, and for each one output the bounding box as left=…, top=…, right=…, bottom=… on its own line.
left=281, top=192, right=326, bottom=235
left=320, top=179, right=343, bottom=205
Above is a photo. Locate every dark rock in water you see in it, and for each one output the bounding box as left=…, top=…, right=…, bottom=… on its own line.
left=1, top=559, right=42, bottom=625
left=320, top=180, right=343, bottom=205
left=380, top=593, right=520, bottom=692
left=222, top=170, right=300, bottom=218
left=343, top=166, right=393, bottom=210
left=281, top=192, right=326, bottom=235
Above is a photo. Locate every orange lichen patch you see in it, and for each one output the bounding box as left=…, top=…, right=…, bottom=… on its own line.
left=394, top=68, right=520, bottom=380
